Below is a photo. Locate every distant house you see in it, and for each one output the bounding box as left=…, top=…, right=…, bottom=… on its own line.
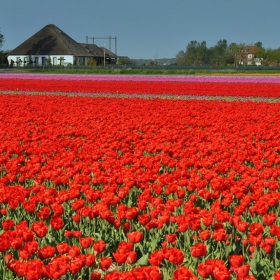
left=7, top=24, right=118, bottom=67
left=238, top=46, right=263, bottom=66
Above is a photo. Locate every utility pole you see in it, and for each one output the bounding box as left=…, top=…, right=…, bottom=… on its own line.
left=104, top=43, right=105, bottom=68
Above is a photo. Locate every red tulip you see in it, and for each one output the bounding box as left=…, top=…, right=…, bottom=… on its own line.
left=37, top=206, right=51, bottom=220
left=125, top=207, right=139, bottom=220
left=122, top=222, right=131, bottom=232
left=274, top=270, right=280, bottom=280
left=90, top=272, right=101, bottom=280
left=172, top=266, right=197, bottom=280
left=126, top=251, right=137, bottom=264
left=93, top=240, right=106, bottom=253
left=233, top=264, right=250, bottom=278
left=165, top=248, right=184, bottom=265
left=249, top=223, right=264, bottom=236
left=85, top=254, right=96, bottom=267
left=11, top=237, right=23, bottom=250
left=190, top=242, right=207, bottom=258
left=197, top=263, right=213, bottom=278
left=166, top=233, right=177, bottom=244
left=2, top=219, right=15, bottom=230
left=213, top=268, right=231, bottom=280
left=270, top=224, right=280, bottom=238
left=100, top=256, right=112, bottom=271
left=127, top=231, right=143, bottom=244
left=71, top=199, right=85, bottom=211
left=236, top=221, right=249, bottom=232
left=31, top=221, right=48, bottom=238
left=229, top=255, right=244, bottom=268
left=79, top=237, right=94, bottom=249
left=263, top=213, right=277, bottom=226
left=148, top=250, right=165, bottom=266
left=38, top=245, right=56, bottom=259
left=69, top=245, right=81, bottom=258
left=0, top=208, right=7, bottom=215
left=56, top=242, right=70, bottom=254
left=50, top=217, right=64, bottom=230
left=199, top=230, right=211, bottom=241
left=69, top=257, right=84, bottom=274
left=212, top=229, right=228, bottom=242
left=51, top=203, right=64, bottom=217
left=25, top=259, right=45, bottom=280
left=112, top=252, right=127, bottom=264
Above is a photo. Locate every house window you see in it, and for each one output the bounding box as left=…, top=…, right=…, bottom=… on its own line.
left=53, top=57, right=57, bottom=65
left=35, top=57, right=39, bottom=65
left=42, top=57, right=46, bottom=65
left=16, top=57, right=23, bottom=66
left=24, top=57, right=28, bottom=65
left=58, top=57, right=65, bottom=65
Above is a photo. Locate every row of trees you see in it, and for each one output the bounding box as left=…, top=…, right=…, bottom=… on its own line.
left=0, top=28, right=4, bottom=50
left=176, top=39, right=280, bottom=66
left=0, top=28, right=9, bottom=65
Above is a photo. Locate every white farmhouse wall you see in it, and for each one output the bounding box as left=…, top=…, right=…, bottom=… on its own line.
left=7, top=55, right=74, bottom=67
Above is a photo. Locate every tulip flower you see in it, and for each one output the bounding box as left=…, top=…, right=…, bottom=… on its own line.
left=127, top=231, right=143, bottom=244
left=190, top=242, right=207, bottom=258
left=100, top=257, right=112, bottom=271
left=229, top=255, right=244, bottom=268
left=93, top=240, right=106, bottom=254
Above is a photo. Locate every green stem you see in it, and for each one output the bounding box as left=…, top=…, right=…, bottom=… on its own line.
left=274, top=241, right=277, bottom=268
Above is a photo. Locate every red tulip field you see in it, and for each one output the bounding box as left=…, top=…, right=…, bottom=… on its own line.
left=1, top=74, right=280, bottom=97
left=0, top=74, right=280, bottom=279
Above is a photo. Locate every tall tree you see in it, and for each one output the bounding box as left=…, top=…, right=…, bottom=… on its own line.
left=196, top=41, right=209, bottom=65
left=211, top=39, right=228, bottom=66
left=261, top=48, right=280, bottom=66
left=0, top=28, right=4, bottom=50
left=227, top=43, right=246, bottom=66
left=183, top=40, right=209, bottom=65
left=185, top=40, right=199, bottom=65
left=254, top=41, right=265, bottom=60
left=254, top=41, right=262, bottom=50
left=176, top=50, right=185, bottom=65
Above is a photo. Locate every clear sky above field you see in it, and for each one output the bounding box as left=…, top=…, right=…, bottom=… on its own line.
left=1, top=0, right=280, bottom=59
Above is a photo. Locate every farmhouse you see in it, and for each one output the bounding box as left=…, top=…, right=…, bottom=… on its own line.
left=237, top=46, right=263, bottom=66
left=7, top=24, right=118, bottom=67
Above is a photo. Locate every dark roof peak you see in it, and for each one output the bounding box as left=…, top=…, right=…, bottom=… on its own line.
left=9, top=24, right=94, bottom=57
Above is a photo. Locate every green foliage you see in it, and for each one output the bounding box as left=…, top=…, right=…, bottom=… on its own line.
left=176, top=38, right=280, bottom=66
left=183, top=40, right=209, bottom=65
left=117, top=58, right=127, bottom=65
left=87, top=58, right=97, bottom=66
left=0, top=50, right=9, bottom=66
left=0, top=27, right=4, bottom=50
left=46, top=56, right=52, bottom=66
left=117, top=57, right=135, bottom=65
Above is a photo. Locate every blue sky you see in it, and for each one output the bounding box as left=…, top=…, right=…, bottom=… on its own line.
left=1, top=0, right=280, bottom=59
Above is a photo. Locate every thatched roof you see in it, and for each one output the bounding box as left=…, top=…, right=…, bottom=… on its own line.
left=80, top=43, right=117, bottom=58
left=99, top=46, right=117, bottom=58
left=80, top=43, right=104, bottom=57
left=9, top=24, right=94, bottom=57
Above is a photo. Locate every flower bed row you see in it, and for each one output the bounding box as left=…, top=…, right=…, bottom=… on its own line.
left=1, top=93, right=280, bottom=279
left=0, top=79, right=280, bottom=97
left=1, top=74, right=280, bottom=97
